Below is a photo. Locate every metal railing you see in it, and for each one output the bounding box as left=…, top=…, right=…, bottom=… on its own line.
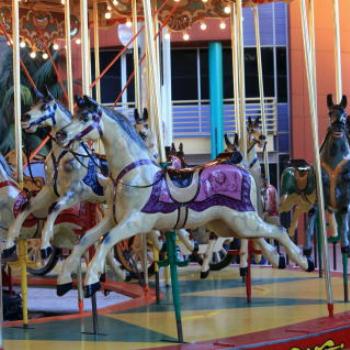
left=172, top=97, right=277, bottom=138
left=104, top=96, right=278, bottom=138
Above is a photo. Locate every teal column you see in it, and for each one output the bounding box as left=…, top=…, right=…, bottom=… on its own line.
left=209, top=42, right=224, bottom=159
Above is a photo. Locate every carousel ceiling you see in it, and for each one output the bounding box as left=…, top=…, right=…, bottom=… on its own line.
left=0, top=0, right=292, bottom=51
left=106, top=0, right=293, bottom=32
left=0, top=1, right=80, bottom=51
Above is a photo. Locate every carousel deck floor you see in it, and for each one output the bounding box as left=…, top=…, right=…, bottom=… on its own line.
left=3, top=265, right=350, bottom=350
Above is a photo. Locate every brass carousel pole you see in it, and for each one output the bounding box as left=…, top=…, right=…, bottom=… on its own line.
left=64, top=0, right=74, bottom=112
left=13, top=0, right=28, bottom=328
left=80, top=0, right=91, bottom=96
left=93, top=1, right=101, bottom=104
left=300, top=0, right=334, bottom=316
left=332, top=0, right=342, bottom=103
left=230, top=3, right=241, bottom=137
left=253, top=6, right=270, bottom=184
left=236, top=0, right=247, bottom=161
left=132, top=0, right=149, bottom=293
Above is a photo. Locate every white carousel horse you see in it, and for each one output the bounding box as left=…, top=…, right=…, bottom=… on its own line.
left=3, top=91, right=125, bottom=282
left=0, top=153, right=83, bottom=258
left=56, top=96, right=314, bottom=297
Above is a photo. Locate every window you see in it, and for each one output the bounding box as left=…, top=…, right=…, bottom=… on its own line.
left=277, top=47, right=288, bottom=103
left=171, top=49, right=198, bottom=101
left=91, top=50, right=121, bottom=104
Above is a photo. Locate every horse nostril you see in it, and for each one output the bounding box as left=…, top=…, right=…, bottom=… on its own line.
left=22, top=113, right=30, bottom=122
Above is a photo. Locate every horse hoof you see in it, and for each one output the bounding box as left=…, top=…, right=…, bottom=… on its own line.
left=100, top=273, right=106, bottom=283
left=306, top=257, right=315, bottom=272
left=125, top=272, right=133, bottom=282
left=84, top=282, right=101, bottom=298
left=240, top=267, right=248, bottom=277
left=341, top=246, right=350, bottom=254
left=2, top=245, right=16, bottom=259
left=57, top=282, right=73, bottom=297
left=278, top=255, right=286, bottom=269
left=200, top=270, right=210, bottom=279
left=303, top=248, right=312, bottom=257
left=41, top=246, right=53, bottom=259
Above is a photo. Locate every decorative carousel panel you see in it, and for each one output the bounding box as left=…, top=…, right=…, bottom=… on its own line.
left=0, top=4, right=79, bottom=51
left=106, top=0, right=293, bottom=31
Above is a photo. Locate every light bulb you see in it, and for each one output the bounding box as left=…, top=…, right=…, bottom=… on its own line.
left=20, top=41, right=26, bottom=48
left=200, top=22, right=207, bottom=31
left=183, top=33, right=190, bottom=41
left=224, top=6, right=231, bottom=14
left=75, top=38, right=81, bottom=45
left=53, top=43, right=59, bottom=50
left=105, top=12, right=112, bottom=19
left=219, top=21, right=226, bottom=30
left=30, top=51, right=37, bottom=59
left=126, top=19, right=132, bottom=28
left=42, top=53, right=49, bottom=60
left=164, top=32, right=171, bottom=40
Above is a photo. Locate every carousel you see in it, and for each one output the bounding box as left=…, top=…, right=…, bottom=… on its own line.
left=0, top=0, right=350, bottom=349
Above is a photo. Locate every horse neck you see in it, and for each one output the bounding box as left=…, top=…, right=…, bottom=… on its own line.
left=322, top=133, right=350, bottom=168
left=101, top=113, right=156, bottom=178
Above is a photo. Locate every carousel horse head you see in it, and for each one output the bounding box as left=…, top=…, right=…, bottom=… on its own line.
left=327, top=94, right=348, bottom=138
left=247, top=116, right=266, bottom=148
left=134, top=108, right=150, bottom=141
left=21, top=88, right=71, bottom=133
left=133, top=108, right=158, bottom=160
left=56, top=95, right=146, bottom=153
left=224, top=133, right=239, bottom=153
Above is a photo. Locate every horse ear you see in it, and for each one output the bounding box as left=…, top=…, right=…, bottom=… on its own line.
left=171, top=142, right=176, bottom=153
left=134, top=109, right=141, bottom=123
left=224, top=134, right=232, bottom=147
left=83, top=95, right=98, bottom=108
left=327, top=94, right=334, bottom=109
left=34, top=88, right=45, bottom=100
left=45, top=86, right=55, bottom=101
left=255, top=116, right=261, bottom=126
left=75, top=95, right=85, bottom=108
left=234, top=133, right=239, bottom=146
left=143, top=108, right=149, bottom=121
left=179, top=142, right=183, bottom=152
left=341, top=95, right=348, bottom=109
left=248, top=116, right=252, bottom=127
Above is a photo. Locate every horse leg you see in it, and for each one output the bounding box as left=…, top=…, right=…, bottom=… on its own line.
left=84, top=214, right=155, bottom=296
left=336, top=209, right=350, bottom=253
left=57, top=212, right=114, bottom=296
left=147, top=230, right=162, bottom=251
left=4, top=185, right=56, bottom=254
left=176, top=228, right=194, bottom=252
left=304, top=207, right=317, bottom=256
left=200, top=237, right=216, bottom=279
left=254, top=238, right=283, bottom=268
left=239, top=239, right=249, bottom=277
left=222, top=212, right=313, bottom=271
left=40, top=188, right=86, bottom=257
left=106, top=250, right=126, bottom=281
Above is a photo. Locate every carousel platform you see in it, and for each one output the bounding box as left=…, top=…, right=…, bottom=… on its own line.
left=2, top=265, right=350, bottom=350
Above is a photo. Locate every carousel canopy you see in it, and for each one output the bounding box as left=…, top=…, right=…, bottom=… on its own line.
left=0, top=0, right=292, bottom=51
left=106, top=0, right=293, bottom=31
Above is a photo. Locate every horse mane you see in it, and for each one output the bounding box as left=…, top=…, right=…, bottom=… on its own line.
left=101, top=106, right=148, bottom=151
left=0, top=153, right=13, bottom=178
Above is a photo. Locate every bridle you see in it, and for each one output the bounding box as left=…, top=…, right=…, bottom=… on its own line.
left=61, top=109, right=103, bottom=148
left=26, top=103, right=58, bottom=129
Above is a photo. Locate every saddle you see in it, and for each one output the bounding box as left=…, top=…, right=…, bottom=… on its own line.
left=166, top=167, right=200, bottom=203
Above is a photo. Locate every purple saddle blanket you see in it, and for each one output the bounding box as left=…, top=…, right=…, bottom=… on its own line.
left=141, top=163, right=255, bottom=214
